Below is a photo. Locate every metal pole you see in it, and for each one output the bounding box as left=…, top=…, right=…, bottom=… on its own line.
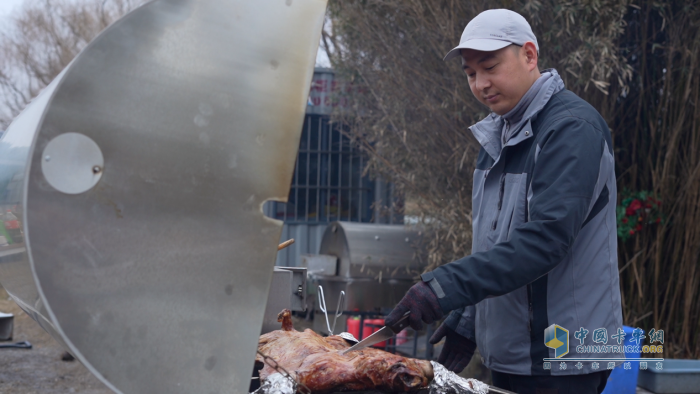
left=316, top=116, right=321, bottom=222
left=326, top=120, right=331, bottom=220
left=304, top=117, right=310, bottom=221
left=374, top=177, right=383, bottom=223
left=358, top=315, right=364, bottom=343
left=359, top=153, right=363, bottom=222
left=337, top=128, right=342, bottom=220
left=294, top=134, right=300, bottom=222
left=348, top=138, right=353, bottom=221
left=389, top=182, right=395, bottom=224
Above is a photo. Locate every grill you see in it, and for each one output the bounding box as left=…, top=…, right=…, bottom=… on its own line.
left=301, top=221, right=426, bottom=336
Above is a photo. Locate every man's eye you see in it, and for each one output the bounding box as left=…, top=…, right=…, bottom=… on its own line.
left=486, top=64, right=498, bottom=70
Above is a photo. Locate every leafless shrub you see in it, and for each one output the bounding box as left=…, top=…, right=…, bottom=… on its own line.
left=611, top=1, right=700, bottom=359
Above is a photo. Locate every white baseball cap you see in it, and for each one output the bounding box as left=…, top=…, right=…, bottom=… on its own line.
left=444, top=9, right=539, bottom=61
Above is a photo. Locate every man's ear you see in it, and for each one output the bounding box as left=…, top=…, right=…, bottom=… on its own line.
left=522, top=41, right=538, bottom=71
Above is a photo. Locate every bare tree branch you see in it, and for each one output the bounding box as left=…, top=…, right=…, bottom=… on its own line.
left=0, top=0, right=145, bottom=129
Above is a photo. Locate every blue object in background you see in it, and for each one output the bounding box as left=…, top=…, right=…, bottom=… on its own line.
left=637, top=359, right=700, bottom=393
left=602, top=326, right=643, bottom=394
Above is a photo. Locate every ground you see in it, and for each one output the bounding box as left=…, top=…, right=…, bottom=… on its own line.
left=0, top=285, right=111, bottom=394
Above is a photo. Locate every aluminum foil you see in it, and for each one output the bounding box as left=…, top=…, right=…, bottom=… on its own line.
left=252, top=373, right=295, bottom=394
left=428, top=361, right=489, bottom=394
left=251, top=360, right=491, bottom=394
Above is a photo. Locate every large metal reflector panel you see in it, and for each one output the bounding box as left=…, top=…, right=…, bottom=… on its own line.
left=0, top=0, right=327, bottom=392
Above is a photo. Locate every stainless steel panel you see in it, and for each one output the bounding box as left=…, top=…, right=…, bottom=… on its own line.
left=301, top=253, right=338, bottom=275
left=0, top=0, right=327, bottom=393
left=262, top=268, right=292, bottom=333
left=282, top=267, right=307, bottom=312
left=261, top=267, right=306, bottom=333
left=0, top=311, right=13, bottom=340
left=318, top=222, right=424, bottom=280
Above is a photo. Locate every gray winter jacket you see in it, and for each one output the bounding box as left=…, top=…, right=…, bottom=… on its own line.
left=422, top=74, right=623, bottom=376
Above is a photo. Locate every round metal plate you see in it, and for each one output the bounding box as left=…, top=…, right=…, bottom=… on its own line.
left=41, top=132, right=104, bottom=194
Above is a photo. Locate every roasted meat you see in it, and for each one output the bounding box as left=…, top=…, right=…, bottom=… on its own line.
left=256, top=309, right=433, bottom=393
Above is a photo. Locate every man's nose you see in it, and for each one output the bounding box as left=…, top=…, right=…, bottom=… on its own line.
left=475, top=73, right=491, bottom=92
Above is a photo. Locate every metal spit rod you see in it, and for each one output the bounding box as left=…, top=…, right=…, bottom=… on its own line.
left=487, top=386, right=516, bottom=394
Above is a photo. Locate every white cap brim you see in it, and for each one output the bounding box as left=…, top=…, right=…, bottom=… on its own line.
left=443, top=39, right=512, bottom=61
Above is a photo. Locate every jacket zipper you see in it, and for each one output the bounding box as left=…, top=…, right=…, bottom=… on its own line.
left=527, top=283, right=533, bottom=333
left=491, top=173, right=507, bottom=230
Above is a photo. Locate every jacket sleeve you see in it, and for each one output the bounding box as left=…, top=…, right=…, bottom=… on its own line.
left=444, top=306, right=477, bottom=341
left=432, top=117, right=606, bottom=312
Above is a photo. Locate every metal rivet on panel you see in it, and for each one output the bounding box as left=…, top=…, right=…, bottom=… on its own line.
left=525, top=131, right=530, bottom=136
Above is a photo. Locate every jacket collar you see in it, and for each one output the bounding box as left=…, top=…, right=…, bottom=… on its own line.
left=469, top=69, right=565, bottom=160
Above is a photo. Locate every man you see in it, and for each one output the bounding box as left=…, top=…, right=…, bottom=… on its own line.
left=385, top=9, right=622, bottom=394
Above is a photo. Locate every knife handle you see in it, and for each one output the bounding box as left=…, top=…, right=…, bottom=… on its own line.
left=389, top=311, right=412, bottom=333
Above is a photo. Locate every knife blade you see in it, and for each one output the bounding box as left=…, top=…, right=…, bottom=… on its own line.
left=341, top=311, right=411, bottom=354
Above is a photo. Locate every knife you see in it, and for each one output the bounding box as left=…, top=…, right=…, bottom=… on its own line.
left=342, top=311, right=411, bottom=354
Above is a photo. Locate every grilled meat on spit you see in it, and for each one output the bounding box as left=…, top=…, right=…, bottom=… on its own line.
left=256, top=309, right=433, bottom=393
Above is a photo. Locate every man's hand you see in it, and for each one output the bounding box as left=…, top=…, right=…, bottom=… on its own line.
left=429, top=322, right=476, bottom=373
left=384, top=281, right=443, bottom=331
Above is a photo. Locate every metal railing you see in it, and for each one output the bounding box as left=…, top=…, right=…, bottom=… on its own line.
left=266, top=114, right=373, bottom=224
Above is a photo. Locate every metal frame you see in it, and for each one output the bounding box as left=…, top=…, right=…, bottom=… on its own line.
left=269, top=114, right=372, bottom=224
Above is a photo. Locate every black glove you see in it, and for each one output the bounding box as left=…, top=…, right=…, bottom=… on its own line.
left=385, top=281, right=443, bottom=331
left=429, top=322, right=476, bottom=373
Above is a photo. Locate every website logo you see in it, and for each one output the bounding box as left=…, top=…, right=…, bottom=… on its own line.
left=544, top=324, right=569, bottom=358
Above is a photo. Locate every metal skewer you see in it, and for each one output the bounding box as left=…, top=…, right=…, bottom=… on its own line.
left=318, top=285, right=333, bottom=334
left=488, top=386, right=516, bottom=394
left=330, top=290, right=345, bottom=335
